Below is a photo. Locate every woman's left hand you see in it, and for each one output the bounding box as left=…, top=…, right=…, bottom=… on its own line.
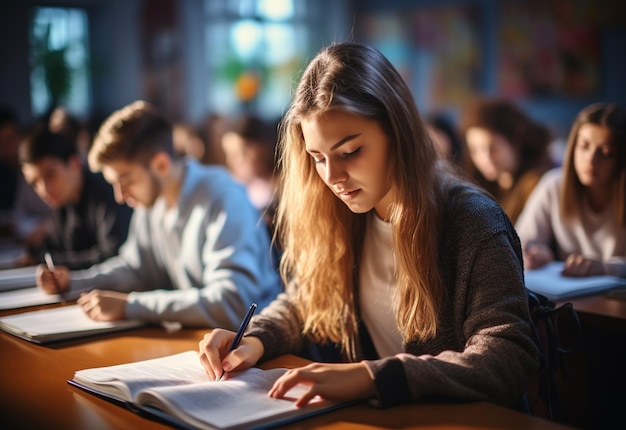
left=562, top=253, right=604, bottom=277
left=268, top=361, right=376, bottom=407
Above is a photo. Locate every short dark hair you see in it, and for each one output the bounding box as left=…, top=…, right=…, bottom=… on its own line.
left=19, top=125, right=77, bottom=165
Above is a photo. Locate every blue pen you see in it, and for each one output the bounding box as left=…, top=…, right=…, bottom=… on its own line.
left=218, top=303, right=257, bottom=381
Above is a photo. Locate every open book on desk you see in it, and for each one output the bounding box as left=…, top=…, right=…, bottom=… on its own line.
left=69, top=350, right=351, bottom=430
left=0, top=304, right=145, bottom=343
left=525, top=261, right=626, bottom=301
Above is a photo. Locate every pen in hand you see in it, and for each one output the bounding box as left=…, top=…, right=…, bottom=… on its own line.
left=218, top=303, right=257, bottom=381
left=44, top=252, right=66, bottom=303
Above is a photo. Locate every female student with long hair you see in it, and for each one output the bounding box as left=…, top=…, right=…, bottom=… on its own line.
left=198, top=42, right=539, bottom=410
left=460, top=98, right=554, bottom=224
left=516, top=102, right=626, bottom=277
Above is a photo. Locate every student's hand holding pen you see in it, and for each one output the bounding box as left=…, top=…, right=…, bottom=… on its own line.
left=36, top=257, right=70, bottom=295
left=199, top=303, right=260, bottom=381
left=198, top=328, right=376, bottom=407
left=198, top=328, right=265, bottom=381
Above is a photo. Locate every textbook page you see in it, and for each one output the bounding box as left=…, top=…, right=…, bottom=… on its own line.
left=0, top=286, right=62, bottom=310
left=0, top=265, right=37, bottom=291
left=72, top=350, right=212, bottom=402
left=137, top=367, right=329, bottom=430
left=71, top=350, right=343, bottom=430
left=0, top=304, right=145, bottom=343
left=525, top=261, right=626, bottom=301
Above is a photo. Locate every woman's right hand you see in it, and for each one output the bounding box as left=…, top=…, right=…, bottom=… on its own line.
left=522, top=241, right=554, bottom=270
left=198, top=329, right=264, bottom=380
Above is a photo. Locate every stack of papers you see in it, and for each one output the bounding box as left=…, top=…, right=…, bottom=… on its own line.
left=0, top=305, right=145, bottom=343
left=0, top=288, right=67, bottom=310
left=0, top=265, right=62, bottom=309
left=0, top=266, right=37, bottom=291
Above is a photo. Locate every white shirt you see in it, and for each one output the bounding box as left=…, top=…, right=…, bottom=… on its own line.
left=359, top=212, right=404, bottom=357
left=69, top=160, right=282, bottom=329
left=515, top=168, right=626, bottom=277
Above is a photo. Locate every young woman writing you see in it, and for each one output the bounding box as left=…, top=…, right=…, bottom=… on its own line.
left=198, top=42, right=539, bottom=410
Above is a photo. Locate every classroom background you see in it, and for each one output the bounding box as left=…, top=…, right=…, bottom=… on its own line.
left=1, top=1, right=626, bottom=429
left=1, top=0, right=625, bottom=150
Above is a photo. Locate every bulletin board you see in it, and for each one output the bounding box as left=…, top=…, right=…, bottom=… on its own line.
left=497, top=0, right=601, bottom=98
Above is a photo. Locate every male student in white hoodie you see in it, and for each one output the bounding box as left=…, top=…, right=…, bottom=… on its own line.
left=37, top=101, right=281, bottom=330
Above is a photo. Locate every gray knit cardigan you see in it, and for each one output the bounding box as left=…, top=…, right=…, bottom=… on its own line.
left=246, top=188, right=539, bottom=409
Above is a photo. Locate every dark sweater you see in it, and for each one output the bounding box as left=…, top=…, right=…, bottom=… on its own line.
left=34, top=169, right=132, bottom=270
left=247, top=188, right=539, bottom=409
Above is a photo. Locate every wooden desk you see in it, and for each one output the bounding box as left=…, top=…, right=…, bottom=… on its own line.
left=0, top=306, right=572, bottom=430
left=559, top=290, right=626, bottom=329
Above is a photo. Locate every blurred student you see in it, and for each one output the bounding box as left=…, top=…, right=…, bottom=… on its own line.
left=48, top=106, right=92, bottom=159
left=516, top=102, right=626, bottom=278
left=426, top=113, right=464, bottom=168
left=0, top=107, right=22, bottom=218
left=0, top=106, right=52, bottom=242
left=37, top=101, right=282, bottom=330
left=460, top=99, right=554, bottom=223
left=200, top=112, right=228, bottom=166
left=198, top=42, right=538, bottom=410
left=173, top=122, right=207, bottom=164
left=221, top=115, right=278, bottom=212
left=17, top=126, right=132, bottom=269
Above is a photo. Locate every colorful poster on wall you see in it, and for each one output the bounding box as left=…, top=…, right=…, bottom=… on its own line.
left=497, top=0, right=600, bottom=98
left=358, top=12, right=414, bottom=85
left=358, top=5, right=482, bottom=112
left=408, top=5, right=483, bottom=110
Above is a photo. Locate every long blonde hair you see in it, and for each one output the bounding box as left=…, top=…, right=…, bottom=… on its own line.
left=276, top=42, right=450, bottom=358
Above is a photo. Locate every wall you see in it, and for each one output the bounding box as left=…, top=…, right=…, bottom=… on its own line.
left=2, top=0, right=623, bottom=139
left=353, top=0, right=626, bottom=139
left=0, top=0, right=143, bottom=127
left=0, top=3, right=36, bottom=123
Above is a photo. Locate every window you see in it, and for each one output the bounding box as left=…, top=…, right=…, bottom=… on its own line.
left=30, top=7, right=91, bottom=118
left=204, top=0, right=314, bottom=119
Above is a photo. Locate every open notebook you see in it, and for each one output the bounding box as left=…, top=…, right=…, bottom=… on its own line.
left=0, top=287, right=67, bottom=310
left=0, top=304, right=145, bottom=343
left=0, top=266, right=63, bottom=310
left=524, top=261, right=626, bottom=301
left=69, top=350, right=351, bottom=430
left=0, top=265, right=37, bottom=291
